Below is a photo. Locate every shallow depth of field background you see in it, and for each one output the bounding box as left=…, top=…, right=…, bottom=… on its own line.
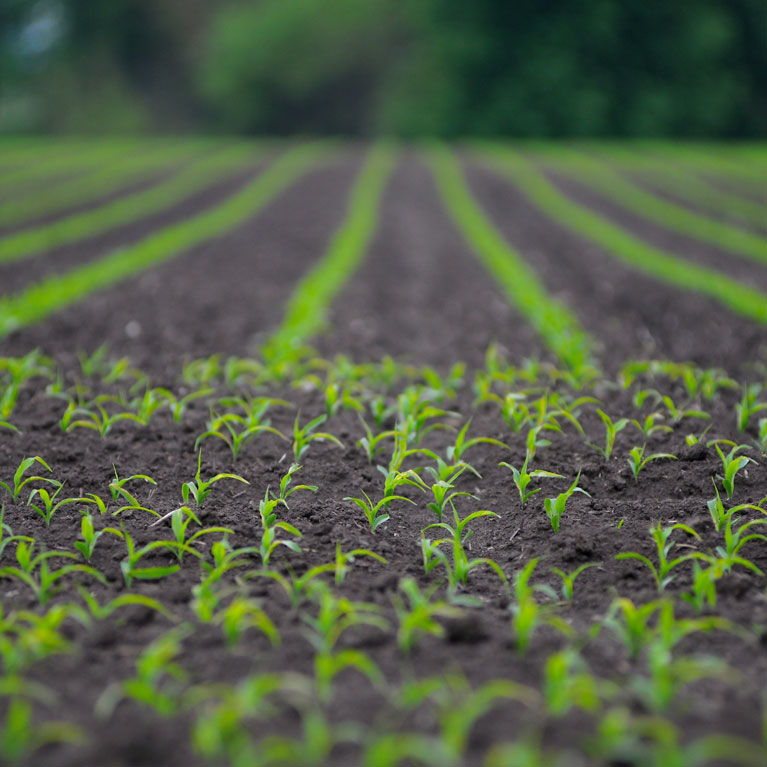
left=0, top=0, right=765, bottom=139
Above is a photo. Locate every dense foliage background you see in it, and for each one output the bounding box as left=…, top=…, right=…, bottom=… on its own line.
left=1, top=0, right=765, bottom=136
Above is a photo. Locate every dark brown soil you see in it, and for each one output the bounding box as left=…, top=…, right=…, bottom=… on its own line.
left=0, top=145, right=766, bottom=767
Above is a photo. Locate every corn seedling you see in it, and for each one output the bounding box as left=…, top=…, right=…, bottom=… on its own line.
left=356, top=416, right=396, bottom=463
left=616, top=521, right=707, bottom=592
left=626, top=444, right=677, bottom=483
left=754, top=417, right=767, bottom=454
left=391, top=577, right=463, bottom=652
left=714, top=508, right=767, bottom=574
left=109, top=467, right=157, bottom=508
left=26, top=482, right=86, bottom=526
left=422, top=506, right=507, bottom=601
left=551, top=561, right=602, bottom=601
left=0, top=506, right=33, bottom=558
left=445, top=419, right=510, bottom=466
left=181, top=450, right=249, bottom=507
left=631, top=412, right=672, bottom=438
left=292, top=413, right=344, bottom=462
left=344, top=490, right=414, bottom=532
left=714, top=443, right=756, bottom=499
left=0, top=540, right=106, bottom=605
left=157, top=506, right=234, bottom=562
left=0, top=456, right=58, bottom=502
left=544, top=472, right=590, bottom=532
left=423, top=464, right=478, bottom=522
left=543, top=648, right=606, bottom=716
left=194, top=412, right=287, bottom=461
left=661, top=394, right=710, bottom=425
left=60, top=397, right=144, bottom=437
left=96, top=626, right=190, bottom=718
left=586, top=410, right=629, bottom=461
left=73, top=512, right=122, bottom=561
left=509, top=558, right=570, bottom=653
left=275, top=463, right=317, bottom=508
left=77, top=586, right=175, bottom=622
left=631, top=639, right=730, bottom=713
left=736, top=383, right=767, bottom=432
left=501, top=453, right=564, bottom=506
left=214, top=596, right=280, bottom=648
left=119, top=523, right=199, bottom=587
left=258, top=489, right=302, bottom=565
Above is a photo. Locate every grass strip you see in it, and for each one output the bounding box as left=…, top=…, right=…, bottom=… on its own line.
left=426, top=144, right=597, bottom=376
left=535, top=147, right=767, bottom=265
left=476, top=145, right=767, bottom=325
left=0, top=144, right=261, bottom=263
left=586, top=145, right=766, bottom=231
left=0, top=141, right=212, bottom=227
left=260, top=143, right=397, bottom=367
left=0, top=143, right=331, bottom=338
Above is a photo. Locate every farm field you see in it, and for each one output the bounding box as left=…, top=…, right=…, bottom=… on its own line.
left=0, top=138, right=766, bottom=766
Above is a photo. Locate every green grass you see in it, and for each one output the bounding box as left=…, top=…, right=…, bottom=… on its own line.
left=0, top=143, right=261, bottom=264
left=427, top=144, right=597, bottom=378
left=533, top=147, right=767, bottom=265
left=0, top=143, right=332, bottom=338
left=476, top=145, right=767, bottom=326
left=260, top=142, right=397, bottom=367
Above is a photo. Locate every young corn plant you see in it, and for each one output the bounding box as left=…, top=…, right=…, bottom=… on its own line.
left=391, top=577, right=463, bottom=652
left=275, top=463, right=317, bottom=509
left=26, top=482, right=87, bottom=526
left=195, top=413, right=287, bottom=461
left=181, top=451, right=249, bottom=508
left=0, top=540, right=106, bottom=605
left=544, top=472, right=590, bottom=532
left=96, top=626, right=190, bottom=718
left=344, top=490, right=414, bottom=533
left=586, top=410, right=628, bottom=461
left=445, top=418, right=510, bottom=468
left=500, top=428, right=564, bottom=505
left=291, top=413, right=344, bottom=462
left=661, top=394, right=710, bottom=425
left=0, top=456, right=59, bottom=502
left=735, top=383, right=767, bottom=432
left=167, top=387, right=214, bottom=423
left=509, top=559, right=571, bottom=654
left=119, top=524, right=198, bottom=587
left=551, top=562, right=602, bottom=601
left=73, top=512, right=122, bottom=561
left=626, top=445, right=677, bottom=483
left=421, top=506, right=508, bottom=602
left=714, top=508, right=767, bottom=574
left=151, top=506, right=234, bottom=563
left=257, top=489, right=302, bottom=566
left=714, top=443, right=756, bottom=499
left=423, top=463, right=478, bottom=522
left=615, top=521, right=708, bottom=592
left=60, top=396, right=143, bottom=437
left=109, top=468, right=157, bottom=510
left=543, top=648, right=608, bottom=717
left=631, top=412, right=672, bottom=439
left=356, top=416, right=396, bottom=463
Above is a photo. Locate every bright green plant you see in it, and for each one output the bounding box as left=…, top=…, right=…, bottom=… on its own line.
left=735, top=383, right=767, bottom=432
left=661, top=395, right=710, bottom=424
left=344, top=490, right=414, bottom=533
left=422, top=507, right=508, bottom=601
left=631, top=412, right=671, bottom=438
left=0, top=456, right=58, bottom=502
left=292, top=413, right=344, bottom=462
left=74, top=512, right=122, bottom=561
left=119, top=523, right=199, bottom=587
left=26, top=483, right=85, bottom=526
left=356, top=416, right=396, bottom=463
left=551, top=562, right=601, bottom=601
left=626, top=444, right=677, bottom=482
left=544, top=472, right=590, bottom=532
left=257, top=489, right=302, bottom=565
left=96, top=625, right=191, bottom=718
left=391, top=577, right=463, bottom=652
left=714, top=443, right=756, bottom=499
left=181, top=450, right=249, bottom=507
left=543, top=648, right=607, bottom=716
left=616, top=521, right=708, bottom=592
left=445, top=418, right=509, bottom=466
left=194, top=411, right=287, bottom=461
left=586, top=410, right=629, bottom=461
left=509, top=558, right=570, bottom=654
left=0, top=540, right=106, bottom=605
left=275, top=463, right=318, bottom=508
